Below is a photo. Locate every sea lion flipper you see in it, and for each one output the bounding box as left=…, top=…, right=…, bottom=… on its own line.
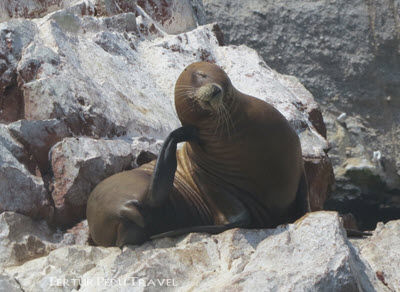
left=150, top=217, right=250, bottom=240
left=150, top=210, right=251, bottom=239
left=116, top=220, right=148, bottom=247
left=146, top=125, right=199, bottom=207
left=120, top=200, right=146, bottom=228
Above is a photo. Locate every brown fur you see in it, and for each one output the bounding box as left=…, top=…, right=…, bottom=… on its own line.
left=86, top=62, right=310, bottom=246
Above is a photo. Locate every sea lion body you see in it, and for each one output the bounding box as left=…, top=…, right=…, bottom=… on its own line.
left=87, top=62, right=309, bottom=246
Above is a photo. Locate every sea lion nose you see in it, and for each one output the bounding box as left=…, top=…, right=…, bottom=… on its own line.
left=211, top=84, right=222, bottom=98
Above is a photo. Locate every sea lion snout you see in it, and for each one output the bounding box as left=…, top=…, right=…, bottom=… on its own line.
left=198, top=83, right=222, bottom=99
left=210, top=84, right=222, bottom=98
left=195, top=83, right=224, bottom=110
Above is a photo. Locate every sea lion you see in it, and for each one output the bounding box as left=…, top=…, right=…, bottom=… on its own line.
left=86, top=61, right=310, bottom=247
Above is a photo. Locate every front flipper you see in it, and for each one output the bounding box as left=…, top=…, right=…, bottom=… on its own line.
left=145, top=125, right=199, bottom=208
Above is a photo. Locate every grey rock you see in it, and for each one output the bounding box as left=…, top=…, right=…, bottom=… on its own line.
left=7, top=119, right=71, bottom=174
left=1, top=211, right=388, bottom=291
left=352, top=219, right=400, bottom=292
left=0, top=273, right=22, bottom=292
left=0, top=20, right=37, bottom=123
left=203, top=0, right=400, bottom=224
left=49, top=137, right=134, bottom=226
left=131, top=136, right=163, bottom=167
left=0, top=0, right=63, bottom=22
left=0, top=212, right=59, bottom=269
left=0, top=125, right=52, bottom=219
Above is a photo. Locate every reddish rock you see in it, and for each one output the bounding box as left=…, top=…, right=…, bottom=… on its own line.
left=49, top=137, right=134, bottom=227
left=304, top=155, right=335, bottom=211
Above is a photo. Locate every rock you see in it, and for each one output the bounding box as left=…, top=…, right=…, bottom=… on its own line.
left=49, top=137, right=135, bottom=226
left=203, top=0, right=400, bottom=225
left=0, top=125, right=52, bottom=219
left=130, top=136, right=163, bottom=167
left=0, top=2, right=397, bottom=290
left=0, top=20, right=37, bottom=123
left=324, top=111, right=400, bottom=229
left=48, top=135, right=165, bottom=226
left=59, top=220, right=90, bottom=246
left=0, top=0, right=63, bottom=22
left=1, top=0, right=331, bottom=222
left=7, top=119, right=71, bottom=175
left=0, top=0, right=333, bottom=215
left=0, top=212, right=60, bottom=269
left=136, top=0, right=205, bottom=34
left=0, top=273, right=22, bottom=292
left=4, top=245, right=119, bottom=291
left=352, top=220, right=400, bottom=292
left=1, top=211, right=388, bottom=291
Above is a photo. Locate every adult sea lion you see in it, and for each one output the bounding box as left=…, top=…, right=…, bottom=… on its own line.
left=86, top=62, right=310, bottom=247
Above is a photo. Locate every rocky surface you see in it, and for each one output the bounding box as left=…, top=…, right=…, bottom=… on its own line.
left=1, top=211, right=396, bottom=291
left=0, top=0, right=332, bottom=227
left=50, top=137, right=134, bottom=226
left=0, top=0, right=398, bottom=290
left=49, top=136, right=162, bottom=226
left=0, top=124, right=52, bottom=219
left=203, top=0, right=400, bottom=228
left=0, top=212, right=59, bottom=269
left=352, top=219, right=400, bottom=292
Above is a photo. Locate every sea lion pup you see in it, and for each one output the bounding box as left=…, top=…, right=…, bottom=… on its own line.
left=87, top=61, right=310, bottom=247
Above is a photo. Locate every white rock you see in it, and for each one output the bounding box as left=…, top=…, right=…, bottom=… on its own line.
left=2, top=212, right=387, bottom=291
left=354, top=220, right=400, bottom=292
left=0, top=212, right=59, bottom=269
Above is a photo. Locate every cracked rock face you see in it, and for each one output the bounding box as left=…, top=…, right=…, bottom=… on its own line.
left=203, top=0, right=400, bottom=228
left=0, top=211, right=394, bottom=291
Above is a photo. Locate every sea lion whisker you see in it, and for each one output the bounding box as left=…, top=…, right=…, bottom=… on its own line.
left=222, top=106, right=232, bottom=139
left=214, top=107, right=224, bottom=137
left=223, top=103, right=235, bottom=139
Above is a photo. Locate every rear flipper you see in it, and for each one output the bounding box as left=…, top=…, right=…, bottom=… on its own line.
left=116, top=219, right=148, bottom=247
left=150, top=210, right=251, bottom=240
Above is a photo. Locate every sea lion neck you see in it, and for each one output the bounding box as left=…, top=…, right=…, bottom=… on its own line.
left=187, top=87, right=243, bottom=143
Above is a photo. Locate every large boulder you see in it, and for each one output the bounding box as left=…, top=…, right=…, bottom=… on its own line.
left=1, top=212, right=388, bottom=291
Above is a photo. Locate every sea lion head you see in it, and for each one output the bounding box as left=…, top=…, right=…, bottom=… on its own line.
left=174, top=62, right=235, bottom=126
